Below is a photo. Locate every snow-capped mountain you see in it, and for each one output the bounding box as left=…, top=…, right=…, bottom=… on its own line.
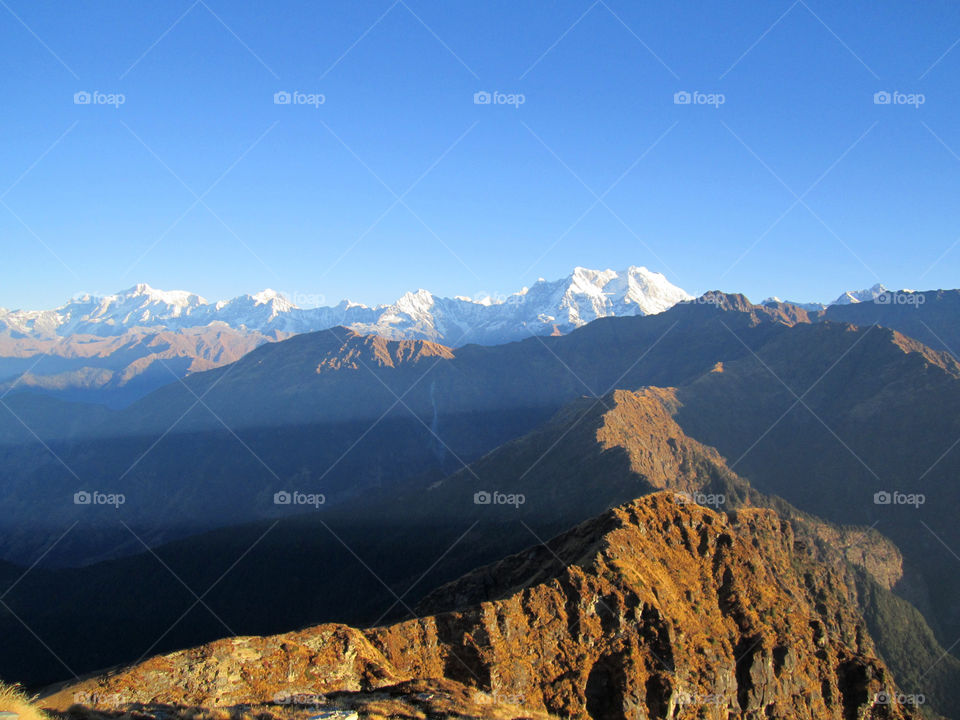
left=0, top=266, right=691, bottom=345
left=761, top=283, right=894, bottom=311
left=829, top=283, right=888, bottom=305
left=0, top=284, right=294, bottom=338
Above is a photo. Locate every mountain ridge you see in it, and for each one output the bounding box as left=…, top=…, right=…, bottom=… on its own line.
left=39, top=493, right=919, bottom=720
left=0, top=266, right=690, bottom=342
left=0, top=266, right=689, bottom=406
left=4, top=277, right=955, bottom=410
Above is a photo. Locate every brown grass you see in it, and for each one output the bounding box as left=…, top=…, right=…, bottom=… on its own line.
left=0, top=681, right=49, bottom=720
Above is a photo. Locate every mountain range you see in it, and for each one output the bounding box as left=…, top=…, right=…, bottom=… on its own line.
left=0, top=266, right=689, bottom=406
left=0, top=270, right=924, bottom=409
left=3, top=288, right=960, bottom=717
left=3, top=277, right=960, bottom=718
left=0, top=266, right=689, bottom=341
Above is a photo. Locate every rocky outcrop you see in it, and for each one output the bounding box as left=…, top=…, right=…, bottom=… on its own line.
left=43, top=494, right=918, bottom=719
left=314, top=332, right=454, bottom=372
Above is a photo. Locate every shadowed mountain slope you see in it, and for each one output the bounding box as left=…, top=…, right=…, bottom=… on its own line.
left=663, top=320, right=960, bottom=650
left=0, top=300, right=803, bottom=564
left=7, top=386, right=957, bottom=717
left=820, top=289, right=960, bottom=357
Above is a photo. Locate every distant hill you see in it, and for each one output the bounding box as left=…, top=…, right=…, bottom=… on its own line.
left=0, top=326, right=278, bottom=408
left=820, top=288, right=960, bottom=357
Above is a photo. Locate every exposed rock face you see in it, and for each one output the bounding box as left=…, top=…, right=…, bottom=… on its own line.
left=44, top=494, right=917, bottom=720
left=314, top=332, right=455, bottom=372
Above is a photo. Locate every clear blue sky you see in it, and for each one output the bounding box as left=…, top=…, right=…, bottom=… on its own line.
left=1, top=0, right=959, bottom=310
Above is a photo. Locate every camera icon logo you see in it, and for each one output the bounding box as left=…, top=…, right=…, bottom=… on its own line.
left=274, top=490, right=292, bottom=505
left=673, top=90, right=691, bottom=105
left=473, top=91, right=491, bottom=105
left=274, top=91, right=291, bottom=105
left=875, top=292, right=891, bottom=304
left=74, top=491, right=92, bottom=505
left=473, top=490, right=491, bottom=505
left=874, top=490, right=892, bottom=505
left=74, top=91, right=91, bottom=105
left=874, top=91, right=891, bottom=105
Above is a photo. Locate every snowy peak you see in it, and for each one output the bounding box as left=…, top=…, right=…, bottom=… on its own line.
left=765, top=283, right=897, bottom=310
left=250, top=289, right=294, bottom=309
left=831, top=283, right=888, bottom=305
left=3, top=266, right=691, bottom=346
left=569, top=265, right=618, bottom=288
left=550, top=265, right=691, bottom=324
left=623, top=265, right=689, bottom=312
left=121, top=283, right=207, bottom=308
left=394, top=289, right=435, bottom=314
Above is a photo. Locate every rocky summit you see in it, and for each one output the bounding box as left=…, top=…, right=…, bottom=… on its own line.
left=43, top=494, right=916, bottom=720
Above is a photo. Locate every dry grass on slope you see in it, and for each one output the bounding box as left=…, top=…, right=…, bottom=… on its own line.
left=0, top=681, right=48, bottom=720
left=44, top=678, right=558, bottom=720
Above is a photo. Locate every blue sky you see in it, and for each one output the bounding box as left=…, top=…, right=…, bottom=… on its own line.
left=1, top=0, right=959, bottom=310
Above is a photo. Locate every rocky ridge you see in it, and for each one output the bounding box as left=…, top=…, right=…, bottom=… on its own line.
left=43, top=494, right=918, bottom=720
